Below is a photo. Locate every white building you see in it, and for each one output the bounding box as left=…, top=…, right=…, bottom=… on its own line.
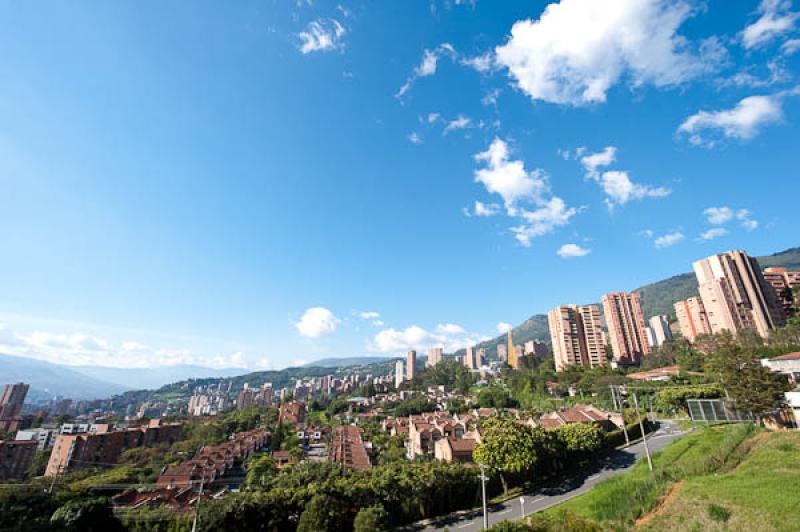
left=648, top=315, right=673, bottom=347
left=395, top=360, right=405, bottom=388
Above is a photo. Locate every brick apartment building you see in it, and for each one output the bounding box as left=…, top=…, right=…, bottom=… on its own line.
left=0, top=439, right=38, bottom=480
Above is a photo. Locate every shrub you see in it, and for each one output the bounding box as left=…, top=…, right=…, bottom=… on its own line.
left=707, top=503, right=731, bottom=523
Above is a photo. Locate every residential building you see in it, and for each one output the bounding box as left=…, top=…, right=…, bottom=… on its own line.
left=497, top=343, right=507, bottom=362
left=0, top=383, right=29, bottom=432
left=524, top=340, right=549, bottom=359
left=426, top=347, right=443, bottom=367
left=463, top=347, right=475, bottom=369
left=15, top=427, right=57, bottom=450
left=328, top=425, right=372, bottom=470
left=406, top=350, right=417, bottom=381
left=548, top=304, right=606, bottom=372
left=602, top=292, right=651, bottom=365
left=693, top=250, right=784, bottom=338
left=786, top=392, right=800, bottom=428
left=674, top=296, right=712, bottom=343
left=278, top=401, right=305, bottom=426
left=0, top=440, right=38, bottom=480
left=761, top=352, right=800, bottom=384
left=395, top=360, right=404, bottom=388
left=507, top=331, right=516, bottom=369
left=648, top=315, right=673, bottom=347
left=434, top=437, right=476, bottom=463
left=763, top=267, right=800, bottom=320
left=476, top=348, right=487, bottom=367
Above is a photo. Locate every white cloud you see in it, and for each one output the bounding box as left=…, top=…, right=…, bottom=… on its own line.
left=397, top=43, right=456, bottom=97
left=473, top=200, right=500, bottom=216
left=474, top=138, right=548, bottom=207
left=461, top=52, right=494, bottom=73
left=495, top=0, right=716, bottom=106
left=436, top=323, right=466, bottom=334
left=698, top=227, right=728, bottom=241
left=704, top=206, right=735, bottom=225
left=372, top=320, right=385, bottom=327
left=408, top=132, right=423, bottom=144
left=557, top=243, right=591, bottom=258
left=496, top=322, right=512, bottom=333
left=297, top=19, right=346, bottom=54
left=580, top=146, right=617, bottom=178
left=473, top=138, right=578, bottom=245
left=654, top=231, right=685, bottom=248
left=481, top=89, right=501, bottom=106
left=678, top=94, right=785, bottom=146
left=427, top=112, right=441, bottom=123
left=444, top=115, right=473, bottom=133
left=741, top=0, right=798, bottom=49
left=579, top=147, right=670, bottom=208
left=783, top=38, right=800, bottom=55
left=370, top=323, right=484, bottom=354
left=599, top=170, right=671, bottom=208
left=511, top=198, right=579, bottom=246
left=295, top=307, right=339, bottom=338
left=359, top=311, right=380, bottom=320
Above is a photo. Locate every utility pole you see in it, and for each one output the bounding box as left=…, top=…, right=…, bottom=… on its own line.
left=479, top=463, right=489, bottom=530
left=191, top=468, right=206, bottom=532
left=610, top=385, right=629, bottom=446
left=632, top=392, right=653, bottom=472
left=47, top=465, right=62, bottom=495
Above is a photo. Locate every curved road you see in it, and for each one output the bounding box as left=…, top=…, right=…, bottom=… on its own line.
left=415, top=420, right=688, bottom=531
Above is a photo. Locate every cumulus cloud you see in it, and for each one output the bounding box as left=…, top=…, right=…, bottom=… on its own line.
left=496, top=322, right=512, bottom=333
left=0, top=322, right=248, bottom=369
left=297, top=19, right=346, bottom=54
left=295, top=307, right=339, bottom=338
left=494, top=0, right=717, bottom=106
left=359, top=311, right=380, bottom=320
left=461, top=52, right=494, bottom=73
left=444, top=115, right=473, bottom=134
left=557, top=243, right=592, bottom=258
left=473, top=200, right=500, bottom=216
left=741, top=0, right=798, bottom=49
left=678, top=93, right=788, bottom=146
left=703, top=206, right=759, bottom=231
left=579, top=146, right=670, bottom=209
left=397, top=43, right=456, bottom=97
left=370, top=322, right=486, bottom=354
left=698, top=227, right=728, bottom=241
left=654, top=231, right=685, bottom=248
left=473, top=138, right=578, bottom=246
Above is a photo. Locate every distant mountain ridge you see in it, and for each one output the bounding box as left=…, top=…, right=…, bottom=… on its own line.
left=69, top=365, right=249, bottom=392
left=303, top=356, right=394, bottom=368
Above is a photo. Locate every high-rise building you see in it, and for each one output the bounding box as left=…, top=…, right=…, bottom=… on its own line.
left=406, top=350, right=417, bottom=381
left=524, top=340, right=549, bottom=359
left=497, top=343, right=507, bottom=362
left=476, top=348, right=487, bottom=367
left=507, top=331, right=516, bottom=369
left=763, top=267, right=800, bottom=320
left=648, top=315, right=673, bottom=347
left=674, top=296, right=712, bottom=343
left=548, top=304, right=606, bottom=372
left=463, top=347, right=475, bottom=369
left=0, top=383, right=29, bottom=432
left=602, top=292, right=651, bottom=365
left=395, top=360, right=404, bottom=388
left=693, top=250, right=784, bottom=338
left=426, top=347, right=443, bottom=367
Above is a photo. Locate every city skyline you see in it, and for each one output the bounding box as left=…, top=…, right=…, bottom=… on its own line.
left=0, top=0, right=799, bottom=370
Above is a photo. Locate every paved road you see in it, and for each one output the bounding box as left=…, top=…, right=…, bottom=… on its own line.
left=416, top=421, right=688, bottom=531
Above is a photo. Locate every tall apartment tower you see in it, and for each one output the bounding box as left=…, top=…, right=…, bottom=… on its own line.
left=648, top=315, right=673, bottom=347
left=693, top=250, right=784, bottom=338
left=394, top=360, right=404, bottom=388
left=406, top=350, right=417, bottom=381
left=602, top=292, right=651, bottom=365
left=507, top=330, right=517, bottom=369
left=548, top=304, right=606, bottom=372
left=763, top=266, right=800, bottom=320
left=0, top=383, right=29, bottom=420
left=674, top=297, right=711, bottom=342
left=463, top=347, right=474, bottom=369
left=476, top=348, right=487, bottom=367
left=497, top=343, right=507, bottom=362
left=426, top=347, right=443, bottom=367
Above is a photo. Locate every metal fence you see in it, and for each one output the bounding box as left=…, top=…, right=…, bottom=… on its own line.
left=687, top=399, right=754, bottom=423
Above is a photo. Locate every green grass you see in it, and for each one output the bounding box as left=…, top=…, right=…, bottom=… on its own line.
left=642, top=431, right=800, bottom=532
left=541, top=424, right=756, bottom=527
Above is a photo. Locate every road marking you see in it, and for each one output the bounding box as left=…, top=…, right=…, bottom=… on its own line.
left=458, top=522, right=473, bottom=529
left=498, top=509, right=512, bottom=515
left=531, top=497, right=545, bottom=503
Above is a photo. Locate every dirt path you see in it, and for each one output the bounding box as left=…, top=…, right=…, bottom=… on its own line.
left=635, top=481, right=684, bottom=528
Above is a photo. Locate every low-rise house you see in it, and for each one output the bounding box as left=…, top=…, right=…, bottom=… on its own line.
left=434, top=437, right=477, bottom=463
left=538, top=404, right=621, bottom=431
left=762, top=353, right=800, bottom=384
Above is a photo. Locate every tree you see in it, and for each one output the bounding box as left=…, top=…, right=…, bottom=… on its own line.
left=297, top=494, right=346, bottom=532
left=50, top=497, right=123, bottom=532
left=552, top=423, right=605, bottom=456
left=705, top=334, right=791, bottom=422
left=0, top=488, right=59, bottom=532
left=473, top=417, right=542, bottom=493
left=244, top=454, right=277, bottom=489
left=353, top=504, right=391, bottom=532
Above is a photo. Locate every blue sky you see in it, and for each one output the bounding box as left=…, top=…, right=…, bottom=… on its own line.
left=0, top=0, right=798, bottom=370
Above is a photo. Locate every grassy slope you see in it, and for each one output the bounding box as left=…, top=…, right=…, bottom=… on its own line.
left=541, top=424, right=756, bottom=527
left=642, top=430, right=800, bottom=532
